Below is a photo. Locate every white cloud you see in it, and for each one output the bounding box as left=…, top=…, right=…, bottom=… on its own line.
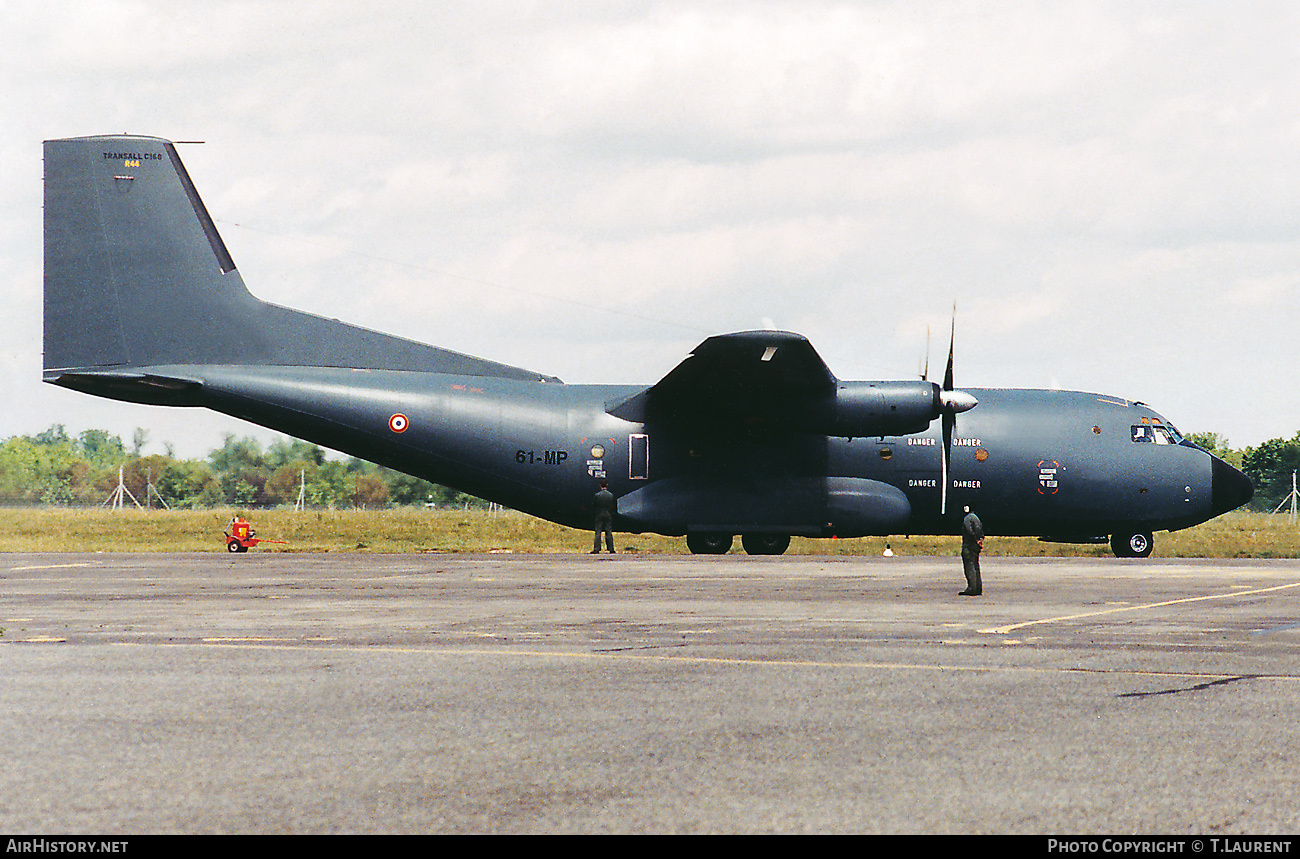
left=3, top=0, right=1299, bottom=456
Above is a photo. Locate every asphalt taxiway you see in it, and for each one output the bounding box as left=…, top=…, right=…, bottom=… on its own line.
left=2, top=551, right=1298, bottom=834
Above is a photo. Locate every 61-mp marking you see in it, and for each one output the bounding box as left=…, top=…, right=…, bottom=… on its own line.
left=517, top=450, right=568, bottom=465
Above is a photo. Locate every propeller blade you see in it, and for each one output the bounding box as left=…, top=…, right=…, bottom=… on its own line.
left=936, top=305, right=976, bottom=414
left=940, top=305, right=957, bottom=515
left=921, top=325, right=931, bottom=381
left=941, top=411, right=953, bottom=515
left=943, top=309, right=955, bottom=392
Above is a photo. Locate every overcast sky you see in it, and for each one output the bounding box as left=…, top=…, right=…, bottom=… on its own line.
left=4, top=1, right=1298, bottom=459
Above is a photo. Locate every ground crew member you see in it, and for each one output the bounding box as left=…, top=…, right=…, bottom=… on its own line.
left=591, top=480, right=616, bottom=554
left=960, top=505, right=983, bottom=596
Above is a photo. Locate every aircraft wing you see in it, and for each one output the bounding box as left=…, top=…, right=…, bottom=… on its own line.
left=607, top=331, right=837, bottom=425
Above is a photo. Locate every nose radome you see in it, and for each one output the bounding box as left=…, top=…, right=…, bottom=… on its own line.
left=1210, top=456, right=1254, bottom=516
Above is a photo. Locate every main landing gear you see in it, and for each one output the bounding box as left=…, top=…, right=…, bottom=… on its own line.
left=741, top=533, right=791, bottom=555
left=686, top=533, right=791, bottom=555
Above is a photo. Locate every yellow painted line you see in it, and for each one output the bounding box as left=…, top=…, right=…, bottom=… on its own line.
left=201, top=636, right=338, bottom=643
left=18, top=639, right=1283, bottom=682
left=979, top=581, right=1300, bottom=635
left=183, top=641, right=1300, bottom=682
left=7, top=563, right=97, bottom=571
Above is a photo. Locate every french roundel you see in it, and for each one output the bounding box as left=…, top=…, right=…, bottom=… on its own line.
left=388, top=413, right=409, bottom=433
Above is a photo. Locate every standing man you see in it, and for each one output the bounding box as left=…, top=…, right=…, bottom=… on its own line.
left=960, top=505, right=984, bottom=596
left=591, top=480, right=616, bottom=554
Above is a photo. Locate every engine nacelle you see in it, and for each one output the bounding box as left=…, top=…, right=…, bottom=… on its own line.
left=799, top=380, right=943, bottom=438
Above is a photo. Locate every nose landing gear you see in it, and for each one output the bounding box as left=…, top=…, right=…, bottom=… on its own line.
left=1111, top=530, right=1154, bottom=558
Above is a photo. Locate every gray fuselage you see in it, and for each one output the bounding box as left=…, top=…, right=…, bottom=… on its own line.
left=106, top=364, right=1244, bottom=542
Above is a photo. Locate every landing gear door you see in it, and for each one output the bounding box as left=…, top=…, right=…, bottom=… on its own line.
left=629, top=433, right=649, bottom=480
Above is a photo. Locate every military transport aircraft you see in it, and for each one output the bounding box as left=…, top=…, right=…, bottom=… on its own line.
left=42, top=135, right=1253, bottom=556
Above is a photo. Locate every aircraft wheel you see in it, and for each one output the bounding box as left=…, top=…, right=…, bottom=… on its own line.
left=227, top=538, right=245, bottom=553
left=741, top=533, right=791, bottom=555
left=1111, top=531, right=1153, bottom=558
left=686, top=533, right=733, bottom=554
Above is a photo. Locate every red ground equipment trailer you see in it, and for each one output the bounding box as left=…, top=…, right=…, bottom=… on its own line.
left=224, top=517, right=287, bottom=552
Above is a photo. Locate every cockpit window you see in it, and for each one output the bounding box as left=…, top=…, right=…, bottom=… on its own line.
left=1132, top=424, right=1180, bottom=445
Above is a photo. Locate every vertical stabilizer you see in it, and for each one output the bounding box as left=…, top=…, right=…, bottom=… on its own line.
left=43, top=135, right=265, bottom=372
left=43, top=134, right=556, bottom=381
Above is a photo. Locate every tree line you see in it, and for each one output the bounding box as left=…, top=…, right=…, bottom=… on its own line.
left=1, top=424, right=1297, bottom=512
left=0, top=425, right=484, bottom=509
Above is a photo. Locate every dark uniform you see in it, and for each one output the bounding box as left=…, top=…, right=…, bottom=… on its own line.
left=591, top=482, right=616, bottom=553
left=960, top=506, right=984, bottom=596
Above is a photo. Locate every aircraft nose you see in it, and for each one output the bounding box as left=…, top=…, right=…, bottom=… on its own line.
left=1210, top=456, right=1253, bottom=516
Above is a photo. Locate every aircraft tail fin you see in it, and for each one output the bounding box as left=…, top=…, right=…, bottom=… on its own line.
left=43, top=135, right=554, bottom=384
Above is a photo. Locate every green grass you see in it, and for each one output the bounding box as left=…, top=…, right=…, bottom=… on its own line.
left=0, top=508, right=1295, bottom=557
